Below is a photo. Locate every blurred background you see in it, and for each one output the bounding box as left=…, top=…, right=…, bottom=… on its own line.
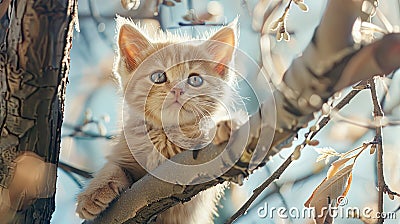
left=54, top=0, right=400, bottom=223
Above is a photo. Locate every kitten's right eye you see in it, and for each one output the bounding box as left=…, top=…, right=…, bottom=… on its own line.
left=150, top=71, right=167, bottom=84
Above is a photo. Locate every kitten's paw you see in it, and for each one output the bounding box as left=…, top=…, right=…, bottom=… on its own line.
left=76, top=181, right=123, bottom=220
left=212, top=120, right=237, bottom=145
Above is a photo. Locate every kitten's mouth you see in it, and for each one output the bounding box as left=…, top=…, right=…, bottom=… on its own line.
left=167, top=100, right=185, bottom=110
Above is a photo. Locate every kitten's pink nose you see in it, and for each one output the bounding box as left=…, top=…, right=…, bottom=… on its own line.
left=171, top=88, right=184, bottom=99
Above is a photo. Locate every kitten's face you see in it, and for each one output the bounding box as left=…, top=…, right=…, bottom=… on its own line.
left=144, top=59, right=227, bottom=127
left=115, top=20, right=236, bottom=127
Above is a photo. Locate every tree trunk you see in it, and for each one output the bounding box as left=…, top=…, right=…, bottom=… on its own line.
left=0, top=0, right=77, bottom=223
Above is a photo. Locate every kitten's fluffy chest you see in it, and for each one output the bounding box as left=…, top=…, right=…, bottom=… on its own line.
left=146, top=123, right=205, bottom=159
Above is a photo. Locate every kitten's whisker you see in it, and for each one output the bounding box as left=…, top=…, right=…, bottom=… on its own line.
left=144, top=104, right=161, bottom=117
left=197, top=102, right=217, bottom=107
left=191, top=107, right=204, bottom=119
left=191, top=108, right=203, bottom=123
left=196, top=103, right=218, bottom=110
left=193, top=106, right=212, bottom=119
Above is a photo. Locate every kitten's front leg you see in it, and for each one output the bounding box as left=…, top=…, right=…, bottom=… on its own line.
left=76, top=162, right=132, bottom=220
left=212, top=120, right=238, bottom=145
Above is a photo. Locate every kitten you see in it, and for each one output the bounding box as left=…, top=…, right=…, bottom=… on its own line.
left=76, top=17, right=238, bottom=223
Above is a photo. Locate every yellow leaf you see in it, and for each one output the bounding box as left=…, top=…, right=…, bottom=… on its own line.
left=305, top=165, right=354, bottom=224
left=304, top=177, right=327, bottom=207
left=341, top=173, right=353, bottom=198
left=327, top=157, right=352, bottom=179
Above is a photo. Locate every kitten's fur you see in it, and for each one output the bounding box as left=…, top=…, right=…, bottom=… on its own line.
left=76, top=17, right=238, bottom=223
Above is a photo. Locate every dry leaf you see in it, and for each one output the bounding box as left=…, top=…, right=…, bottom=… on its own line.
left=305, top=164, right=354, bottom=224
left=327, top=157, right=352, bottom=179
left=369, top=144, right=376, bottom=154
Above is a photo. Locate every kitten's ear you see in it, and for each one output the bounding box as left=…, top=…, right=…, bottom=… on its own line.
left=204, top=21, right=237, bottom=76
left=118, top=23, right=152, bottom=70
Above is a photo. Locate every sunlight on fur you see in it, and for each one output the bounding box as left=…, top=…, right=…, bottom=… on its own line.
left=76, top=16, right=241, bottom=223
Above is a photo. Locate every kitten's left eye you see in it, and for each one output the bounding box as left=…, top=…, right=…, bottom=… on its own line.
left=150, top=71, right=167, bottom=84
left=188, top=73, right=203, bottom=87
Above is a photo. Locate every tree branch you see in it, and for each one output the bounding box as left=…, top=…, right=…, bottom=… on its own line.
left=225, top=85, right=364, bottom=224
left=86, top=0, right=400, bottom=223
left=369, top=78, right=385, bottom=224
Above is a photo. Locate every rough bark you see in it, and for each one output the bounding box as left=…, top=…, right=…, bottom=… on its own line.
left=0, top=0, right=76, bottom=223
left=88, top=0, right=400, bottom=223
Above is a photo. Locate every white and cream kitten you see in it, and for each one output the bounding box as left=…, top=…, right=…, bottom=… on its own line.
left=76, top=17, right=238, bottom=223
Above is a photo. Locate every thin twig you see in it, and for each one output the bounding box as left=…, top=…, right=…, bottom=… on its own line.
left=225, top=87, right=364, bottom=224
left=369, top=77, right=385, bottom=224
left=62, top=132, right=115, bottom=140
left=309, top=88, right=364, bottom=140
left=264, top=166, right=293, bottom=223
left=380, top=69, right=397, bottom=112
left=283, top=0, right=294, bottom=18
left=58, top=161, right=93, bottom=188
left=331, top=114, right=400, bottom=129
left=394, top=204, right=400, bottom=213
left=59, top=167, right=84, bottom=189
left=62, top=122, right=115, bottom=140
left=249, top=166, right=327, bottom=214
left=384, top=185, right=400, bottom=198
left=58, top=161, right=93, bottom=179
left=225, top=154, right=293, bottom=224
left=260, top=1, right=283, bottom=35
